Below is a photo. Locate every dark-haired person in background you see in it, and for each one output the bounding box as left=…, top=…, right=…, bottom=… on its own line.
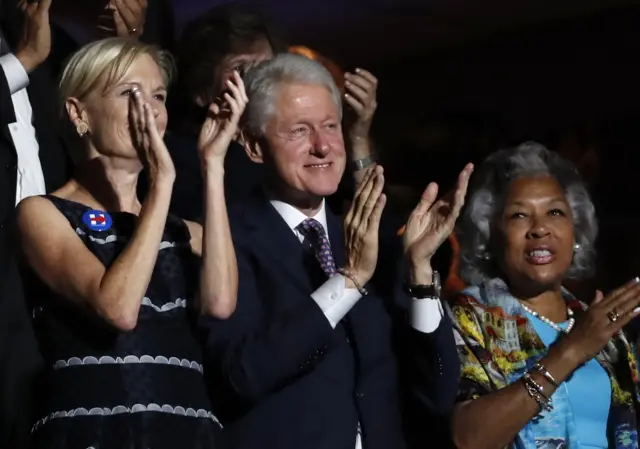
left=163, top=4, right=284, bottom=218
left=169, top=4, right=286, bottom=135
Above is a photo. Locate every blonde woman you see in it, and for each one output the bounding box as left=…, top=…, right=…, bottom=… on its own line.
left=16, top=38, right=245, bottom=449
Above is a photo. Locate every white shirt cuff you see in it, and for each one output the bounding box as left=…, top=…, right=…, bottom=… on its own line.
left=311, top=274, right=362, bottom=328
left=0, top=53, right=30, bottom=95
left=411, top=298, right=444, bottom=334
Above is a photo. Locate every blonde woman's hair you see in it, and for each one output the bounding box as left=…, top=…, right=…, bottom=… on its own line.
left=58, top=37, right=175, bottom=109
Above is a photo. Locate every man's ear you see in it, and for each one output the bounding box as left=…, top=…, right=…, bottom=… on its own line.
left=239, top=129, right=265, bottom=164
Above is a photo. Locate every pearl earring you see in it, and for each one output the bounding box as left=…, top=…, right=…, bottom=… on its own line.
left=573, top=243, right=581, bottom=252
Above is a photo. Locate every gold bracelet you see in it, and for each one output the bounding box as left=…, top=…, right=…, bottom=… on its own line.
left=337, top=268, right=368, bottom=296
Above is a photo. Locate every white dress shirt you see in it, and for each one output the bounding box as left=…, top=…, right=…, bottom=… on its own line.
left=270, top=198, right=445, bottom=448
left=0, top=43, right=47, bottom=205
left=270, top=199, right=362, bottom=328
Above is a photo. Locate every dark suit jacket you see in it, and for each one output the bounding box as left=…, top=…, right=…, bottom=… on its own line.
left=370, top=215, right=461, bottom=449
left=0, top=5, right=70, bottom=447
left=161, top=132, right=264, bottom=222
left=200, top=190, right=460, bottom=449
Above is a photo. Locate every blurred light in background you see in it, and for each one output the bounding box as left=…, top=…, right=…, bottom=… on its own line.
left=288, top=45, right=345, bottom=92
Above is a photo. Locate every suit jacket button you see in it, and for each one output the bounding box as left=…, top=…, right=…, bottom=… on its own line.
left=355, top=392, right=364, bottom=399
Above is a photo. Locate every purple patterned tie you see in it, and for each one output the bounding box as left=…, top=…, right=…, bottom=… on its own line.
left=298, top=218, right=337, bottom=277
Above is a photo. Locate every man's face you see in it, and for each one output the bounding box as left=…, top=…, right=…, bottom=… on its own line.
left=260, top=83, right=346, bottom=205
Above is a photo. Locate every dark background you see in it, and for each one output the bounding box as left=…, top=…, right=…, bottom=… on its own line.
left=53, top=0, right=640, bottom=292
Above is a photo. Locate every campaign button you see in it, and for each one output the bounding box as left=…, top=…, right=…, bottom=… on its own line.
left=82, top=210, right=112, bottom=232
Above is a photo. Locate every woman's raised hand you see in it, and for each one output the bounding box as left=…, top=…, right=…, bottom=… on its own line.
left=129, top=86, right=175, bottom=183
left=198, top=70, right=249, bottom=166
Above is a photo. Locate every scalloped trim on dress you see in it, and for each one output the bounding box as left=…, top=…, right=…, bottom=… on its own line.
left=53, top=355, right=203, bottom=373
left=75, top=227, right=124, bottom=245
left=159, top=241, right=176, bottom=250
left=31, top=404, right=222, bottom=433
left=141, top=297, right=186, bottom=312
left=75, top=227, right=178, bottom=250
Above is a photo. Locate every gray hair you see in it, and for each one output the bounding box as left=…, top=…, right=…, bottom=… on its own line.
left=242, top=53, right=342, bottom=136
left=457, top=141, right=598, bottom=285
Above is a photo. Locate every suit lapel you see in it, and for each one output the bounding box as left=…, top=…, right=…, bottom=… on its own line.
left=242, top=190, right=313, bottom=295
left=0, top=24, right=16, bottom=131
left=326, top=208, right=345, bottom=269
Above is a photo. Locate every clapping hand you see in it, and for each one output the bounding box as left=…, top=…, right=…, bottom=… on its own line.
left=15, top=0, right=53, bottom=73
left=561, top=279, right=640, bottom=366
left=98, top=0, right=147, bottom=39
left=403, top=164, right=474, bottom=282
left=198, top=71, right=248, bottom=165
left=342, top=165, right=387, bottom=287
left=128, top=86, right=175, bottom=182
left=343, top=69, right=378, bottom=141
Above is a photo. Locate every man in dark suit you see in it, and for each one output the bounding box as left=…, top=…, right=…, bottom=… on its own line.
left=162, top=5, right=285, bottom=221
left=201, top=54, right=469, bottom=449
left=0, top=0, right=69, bottom=446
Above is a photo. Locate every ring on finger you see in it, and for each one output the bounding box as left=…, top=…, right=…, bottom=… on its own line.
left=607, top=307, right=621, bottom=323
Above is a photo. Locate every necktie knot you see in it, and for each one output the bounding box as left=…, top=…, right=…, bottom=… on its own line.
left=298, top=218, right=325, bottom=238
left=298, top=218, right=337, bottom=277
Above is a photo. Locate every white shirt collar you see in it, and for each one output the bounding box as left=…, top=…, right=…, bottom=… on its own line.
left=270, top=198, right=329, bottom=237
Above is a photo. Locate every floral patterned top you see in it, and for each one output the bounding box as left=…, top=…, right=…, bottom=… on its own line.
left=447, top=278, right=640, bottom=449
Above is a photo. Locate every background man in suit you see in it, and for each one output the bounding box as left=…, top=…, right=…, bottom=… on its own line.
left=0, top=0, right=69, bottom=446
left=162, top=4, right=284, bottom=220
left=202, top=54, right=472, bottom=449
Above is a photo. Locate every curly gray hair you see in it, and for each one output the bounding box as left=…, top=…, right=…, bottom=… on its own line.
left=457, top=141, right=598, bottom=285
